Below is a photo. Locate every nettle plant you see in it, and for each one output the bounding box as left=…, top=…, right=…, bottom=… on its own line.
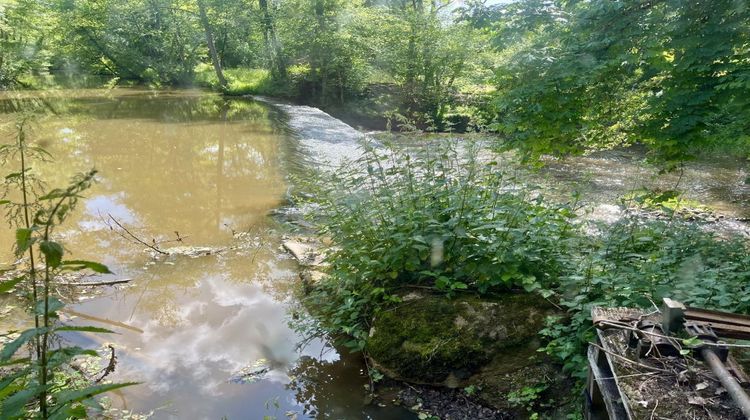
left=540, top=216, right=750, bottom=380
left=298, top=139, right=580, bottom=349
left=0, top=120, right=134, bottom=419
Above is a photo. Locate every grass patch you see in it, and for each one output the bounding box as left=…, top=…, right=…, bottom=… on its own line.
left=194, top=64, right=299, bottom=97
left=620, top=188, right=711, bottom=216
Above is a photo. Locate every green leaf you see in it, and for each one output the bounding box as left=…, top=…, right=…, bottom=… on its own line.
left=35, top=297, right=64, bottom=316
left=0, top=200, right=10, bottom=205
left=61, top=260, right=112, bottom=274
left=0, top=327, right=46, bottom=362
left=52, top=382, right=138, bottom=407
left=47, top=347, right=98, bottom=369
left=0, top=385, right=44, bottom=419
left=0, top=357, right=31, bottom=367
left=0, top=276, right=23, bottom=294
left=682, top=336, right=703, bottom=348
left=49, top=404, right=88, bottom=420
left=55, top=326, right=115, bottom=334
left=40, top=241, right=64, bottom=268
left=0, top=366, right=30, bottom=392
left=14, top=228, right=32, bottom=255
left=49, top=346, right=98, bottom=359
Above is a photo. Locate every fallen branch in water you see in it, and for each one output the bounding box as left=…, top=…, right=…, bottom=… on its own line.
left=103, top=213, right=169, bottom=255
left=96, top=345, right=118, bottom=383
left=59, top=278, right=132, bottom=287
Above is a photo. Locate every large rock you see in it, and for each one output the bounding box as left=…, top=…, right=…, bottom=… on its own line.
left=367, top=292, right=573, bottom=414
left=367, top=293, right=555, bottom=385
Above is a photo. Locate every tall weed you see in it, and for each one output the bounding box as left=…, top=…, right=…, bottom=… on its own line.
left=541, top=216, right=750, bottom=379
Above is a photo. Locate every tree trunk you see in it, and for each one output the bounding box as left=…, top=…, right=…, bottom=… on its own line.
left=313, top=0, right=326, bottom=103
left=197, top=0, right=227, bottom=89
left=259, top=0, right=287, bottom=79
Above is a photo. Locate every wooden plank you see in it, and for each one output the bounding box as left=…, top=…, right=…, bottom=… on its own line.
left=691, top=320, right=750, bottom=340
left=686, top=307, right=750, bottom=328
left=592, top=307, right=642, bottom=328
left=597, top=329, right=636, bottom=420
left=587, top=344, right=630, bottom=420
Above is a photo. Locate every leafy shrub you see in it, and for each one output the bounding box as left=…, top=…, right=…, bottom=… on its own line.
left=298, top=140, right=579, bottom=349
left=620, top=188, right=708, bottom=216
left=541, top=217, right=750, bottom=378
left=297, top=137, right=750, bottom=393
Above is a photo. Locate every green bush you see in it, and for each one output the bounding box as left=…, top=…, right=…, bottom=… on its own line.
left=541, top=217, right=750, bottom=379
left=298, top=140, right=579, bottom=349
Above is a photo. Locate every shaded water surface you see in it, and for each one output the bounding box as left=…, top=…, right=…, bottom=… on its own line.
left=0, top=89, right=412, bottom=419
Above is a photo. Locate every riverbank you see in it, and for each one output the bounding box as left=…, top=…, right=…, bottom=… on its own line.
left=274, top=104, right=750, bottom=418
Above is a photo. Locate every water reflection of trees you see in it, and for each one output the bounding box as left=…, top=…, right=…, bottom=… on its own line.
left=1, top=93, right=291, bottom=254
left=287, top=350, right=420, bottom=419
left=1, top=91, right=288, bottom=126
left=287, top=353, right=367, bottom=418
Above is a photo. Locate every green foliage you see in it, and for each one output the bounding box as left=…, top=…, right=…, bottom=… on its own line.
left=540, top=217, right=750, bottom=378
left=620, top=188, right=709, bottom=216
left=193, top=65, right=298, bottom=97
left=463, top=384, right=479, bottom=396
left=1, top=0, right=493, bottom=130
left=492, top=0, right=750, bottom=165
left=0, top=0, right=57, bottom=88
left=363, top=1, right=480, bottom=126
left=298, top=139, right=578, bottom=348
left=507, top=384, right=548, bottom=416
left=298, top=138, right=750, bottom=394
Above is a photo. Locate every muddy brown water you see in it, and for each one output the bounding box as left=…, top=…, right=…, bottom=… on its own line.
left=0, top=89, right=413, bottom=419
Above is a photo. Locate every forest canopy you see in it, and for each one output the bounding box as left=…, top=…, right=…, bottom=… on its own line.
left=1, top=0, right=748, bottom=163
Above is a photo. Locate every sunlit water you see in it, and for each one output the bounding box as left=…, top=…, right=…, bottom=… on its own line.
left=0, top=89, right=412, bottom=419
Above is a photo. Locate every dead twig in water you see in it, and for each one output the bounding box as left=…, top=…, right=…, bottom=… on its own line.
left=60, top=308, right=144, bottom=333
left=103, top=213, right=169, bottom=255
left=60, top=278, right=132, bottom=287
left=362, top=352, right=376, bottom=395
left=96, top=345, right=117, bottom=383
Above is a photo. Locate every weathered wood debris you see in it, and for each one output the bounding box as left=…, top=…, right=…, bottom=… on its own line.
left=587, top=298, right=750, bottom=419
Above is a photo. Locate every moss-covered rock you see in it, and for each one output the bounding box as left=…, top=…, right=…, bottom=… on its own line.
left=366, top=292, right=556, bottom=385
left=471, top=349, right=572, bottom=414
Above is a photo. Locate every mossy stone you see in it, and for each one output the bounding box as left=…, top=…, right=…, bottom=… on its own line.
left=366, top=292, right=555, bottom=384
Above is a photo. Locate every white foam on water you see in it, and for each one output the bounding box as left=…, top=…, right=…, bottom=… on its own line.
left=255, top=96, right=366, bottom=167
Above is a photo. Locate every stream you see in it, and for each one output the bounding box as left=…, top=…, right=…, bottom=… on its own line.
left=0, top=89, right=411, bottom=419
left=0, top=88, right=748, bottom=419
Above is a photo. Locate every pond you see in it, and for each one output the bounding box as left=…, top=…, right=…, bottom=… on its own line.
left=0, top=89, right=413, bottom=419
